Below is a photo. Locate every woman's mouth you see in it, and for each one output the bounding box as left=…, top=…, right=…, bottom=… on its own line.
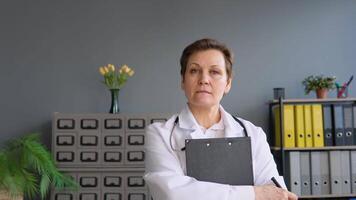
left=196, top=90, right=212, bottom=94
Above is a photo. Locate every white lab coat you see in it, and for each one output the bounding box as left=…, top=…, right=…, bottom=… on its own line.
left=144, top=105, right=286, bottom=200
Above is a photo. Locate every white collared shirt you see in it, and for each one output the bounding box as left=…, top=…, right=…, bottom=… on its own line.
left=198, top=117, right=224, bottom=138
left=144, top=105, right=286, bottom=200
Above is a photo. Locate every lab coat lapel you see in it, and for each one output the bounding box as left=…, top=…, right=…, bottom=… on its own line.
left=177, top=105, right=201, bottom=139
left=220, top=106, right=245, bottom=137
left=178, top=105, right=197, bottom=130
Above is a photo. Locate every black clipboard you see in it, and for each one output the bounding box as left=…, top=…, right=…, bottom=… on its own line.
left=185, top=137, right=254, bottom=185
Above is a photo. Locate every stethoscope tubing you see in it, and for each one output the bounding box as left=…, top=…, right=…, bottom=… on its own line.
left=169, top=115, right=248, bottom=152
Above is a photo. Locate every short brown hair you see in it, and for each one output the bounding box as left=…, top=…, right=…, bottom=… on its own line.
left=180, top=38, right=233, bottom=80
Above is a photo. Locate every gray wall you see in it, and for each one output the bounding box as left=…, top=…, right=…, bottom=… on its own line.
left=1, top=0, right=356, bottom=146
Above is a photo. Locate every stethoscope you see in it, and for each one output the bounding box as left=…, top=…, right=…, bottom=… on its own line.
left=169, top=115, right=249, bottom=152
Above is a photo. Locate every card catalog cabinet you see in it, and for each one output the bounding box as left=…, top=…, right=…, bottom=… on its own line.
left=51, top=113, right=172, bottom=200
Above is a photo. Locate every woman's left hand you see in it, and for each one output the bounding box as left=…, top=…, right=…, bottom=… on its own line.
left=254, top=185, right=298, bottom=200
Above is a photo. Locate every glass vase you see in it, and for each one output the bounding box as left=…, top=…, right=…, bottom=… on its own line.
left=109, top=89, right=120, bottom=113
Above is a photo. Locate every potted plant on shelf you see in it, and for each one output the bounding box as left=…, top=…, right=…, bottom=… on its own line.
left=0, top=133, right=78, bottom=200
left=302, top=75, right=336, bottom=99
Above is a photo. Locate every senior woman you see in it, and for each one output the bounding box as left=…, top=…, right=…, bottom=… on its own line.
left=144, top=38, right=297, bottom=200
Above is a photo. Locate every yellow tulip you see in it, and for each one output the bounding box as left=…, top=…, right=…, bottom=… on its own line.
left=108, top=64, right=115, bottom=71
left=104, top=66, right=109, bottom=73
left=128, top=70, right=134, bottom=76
left=99, top=67, right=106, bottom=75
left=124, top=66, right=131, bottom=74
left=108, top=65, right=115, bottom=71
left=120, top=65, right=128, bottom=72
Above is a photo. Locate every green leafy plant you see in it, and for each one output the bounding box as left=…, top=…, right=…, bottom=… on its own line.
left=0, top=133, right=78, bottom=199
left=99, top=64, right=135, bottom=89
left=302, top=75, right=336, bottom=94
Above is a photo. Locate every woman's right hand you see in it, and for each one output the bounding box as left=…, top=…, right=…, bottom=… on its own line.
left=254, top=185, right=298, bottom=200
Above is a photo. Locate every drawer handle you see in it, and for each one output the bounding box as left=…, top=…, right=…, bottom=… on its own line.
left=130, top=141, right=143, bottom=145
left=104, top=193, right=121, bottom=200
left=55, top=193, right=73, bottom=200
left=58, top=119, right=74, bottom=129
left=128, top=119, right=145, bottom=129
left=128, top=183, right=144, bottom=187
left=129, top=157, right=143, bottom=161
left=81, top=119, right=98, bottom=129
left=79, top=193, right=97, bottom=200
left=81, top=183, right=96, bottom=187
left=105, top=119, right=122, bottom=129
left=105, top=137, right=122, bottom=146
left=128, top=193, right=145, bottom=200
left=105, top=158, right=121, bottom=162
left=80, top=178, right=97, bottom=187
left=106, top=182, right=119, bottom=187
left=83, top=157, right=97, bottom=162
left=128, top=152, right=144, bottom=161
left=57, top=152, right=74, bottom=162
left=82, top=125, right=96, bottom=129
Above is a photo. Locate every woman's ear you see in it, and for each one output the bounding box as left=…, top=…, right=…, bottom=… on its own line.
left=224, top=78, right=232, bottom=94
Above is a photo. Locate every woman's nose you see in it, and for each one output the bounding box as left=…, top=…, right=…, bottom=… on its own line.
left=198, top=72, right=209, bottom=85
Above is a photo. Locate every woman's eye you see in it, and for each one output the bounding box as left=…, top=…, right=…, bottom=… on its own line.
left=190, top=69, right=198, bottom=74
left=211, top=70, right=221, bottom=75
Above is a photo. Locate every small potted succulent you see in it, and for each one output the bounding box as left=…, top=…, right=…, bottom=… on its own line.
left=0, top=133, right=78, bottom=200
left=302, top=75, right=336, bottom=98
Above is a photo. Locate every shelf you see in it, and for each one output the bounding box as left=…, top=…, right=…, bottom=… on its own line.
left=269, top=98, right=356, bottom=105
left=298, top=193, right=356, bottom=199
left=271, top=146, right=356, bottom=151
left=269, top=98, right=356, bottom=199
